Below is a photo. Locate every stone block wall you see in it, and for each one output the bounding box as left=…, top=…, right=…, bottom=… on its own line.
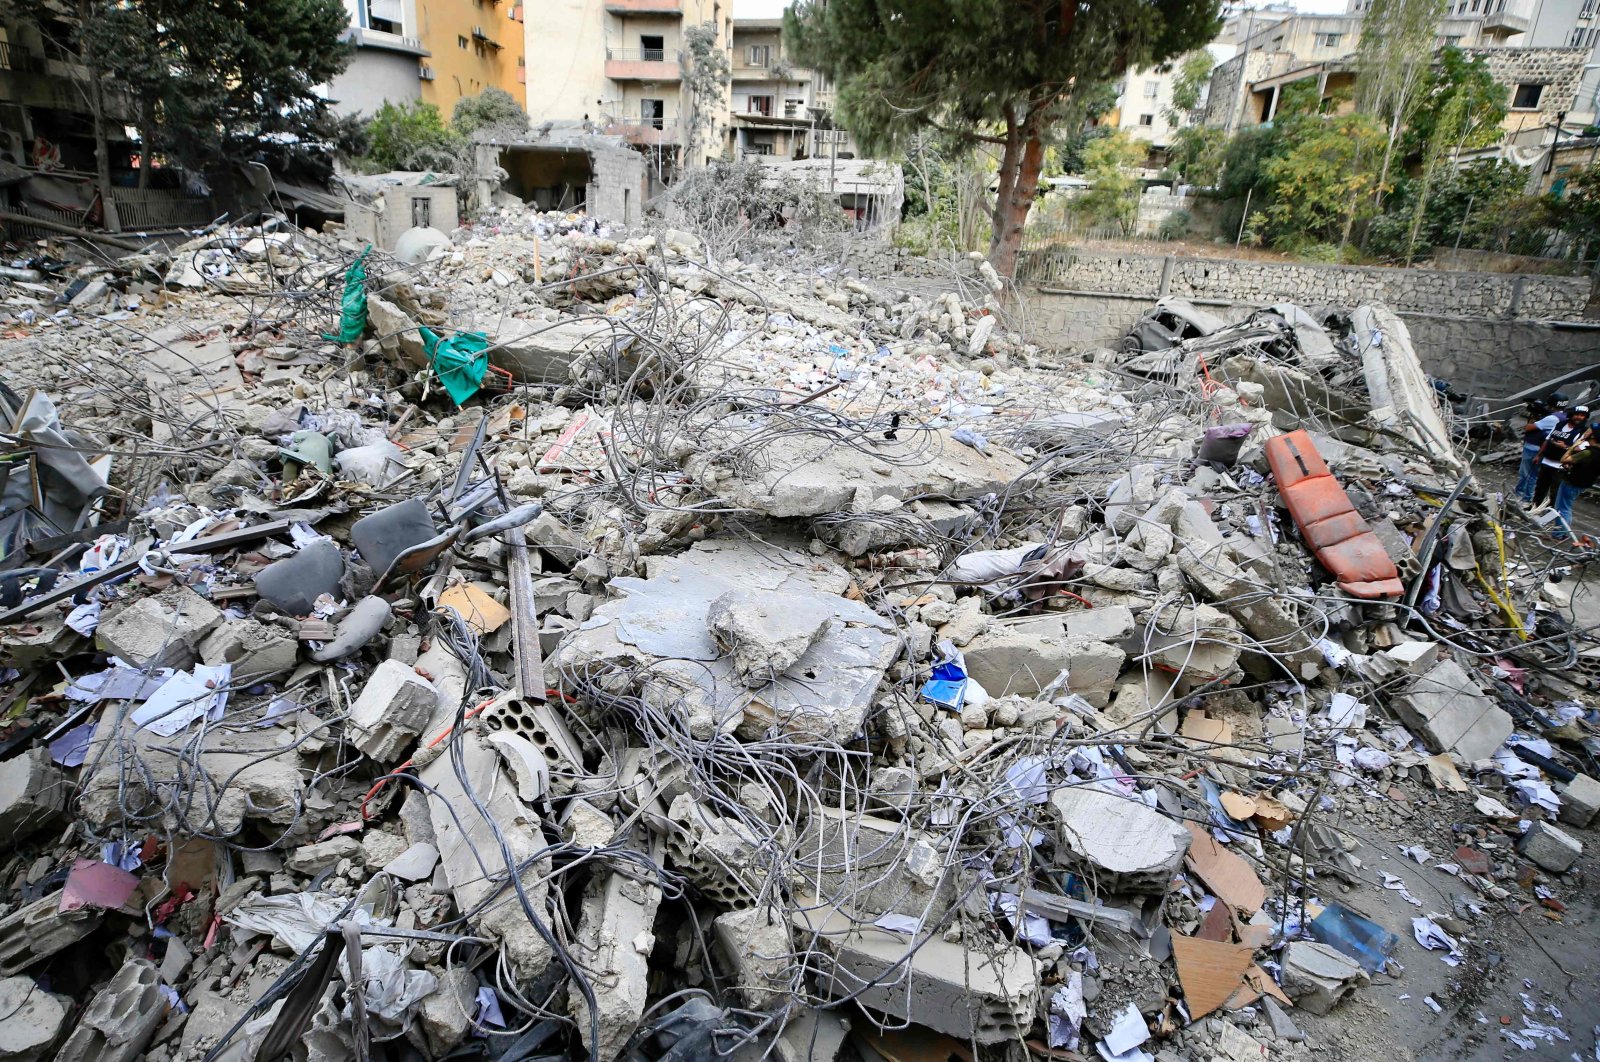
left=1021, top=248, right=1592, bottom=320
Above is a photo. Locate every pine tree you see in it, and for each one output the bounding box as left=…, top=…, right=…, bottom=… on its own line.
left=785, top=0, right=1220, bottom=278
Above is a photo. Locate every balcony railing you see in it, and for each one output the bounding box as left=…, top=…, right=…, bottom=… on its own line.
left=604, top=49, right=682, bottom=80
left=0, top=41, right=46, bottom=74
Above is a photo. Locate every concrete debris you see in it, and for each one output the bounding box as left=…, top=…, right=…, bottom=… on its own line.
left=0, top=182, right=1594, bottom=1062
left=1278, top=942, right=1370, bottom=1015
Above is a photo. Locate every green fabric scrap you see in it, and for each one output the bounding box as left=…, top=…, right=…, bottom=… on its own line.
left=324, top=245, right=370, bottom=345
left=421, top=326, right=491, bottom=405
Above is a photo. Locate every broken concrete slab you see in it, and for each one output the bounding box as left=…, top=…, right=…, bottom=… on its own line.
left=382, top=842, right=439, bottom=881
left=1518, top=820, right=1583, bottom=872
left=286, top=836, right=362, bottom=874
left=491, top=318, right=614, bottom=382
left=421, top=732, right=552, bottom=978
left=568, top=865, right=662, bottom=1060
left=708, top=588, right=834, bottom=687
left=0, top=895, right=101, bottom=976
left=555, top=540, right=898, bottom=743
left=713, top=905, right=795, bottom=1009
left=348, top=659, right=438, bottom=762
left=96, top=585, right=222, bottom=670
left=0, top=975, right=69, bottom=1062
left=961, top=616, right=1125, bottom=699
left=198, top=619, right=298, bottom=683
left=1050, top=783, right=1190, bottom=893
left=1557, top=773, right=1600, bottom=828
left=682, top=428, right=1027, bottom=519
left=1279, top=941, right=1368, bottom=1015
left=1392, top=658, right=1513, bottom=763
left=417, top=967, right=477, bottom=1058
left=0, top=749, right=66, bottom=846
left=792, top=896, right=1038, bottom=1044
left=792, top=806, right=955, bottom=921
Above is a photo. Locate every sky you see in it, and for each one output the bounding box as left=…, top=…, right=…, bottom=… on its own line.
left=734, top=0, right=1349, bottom=17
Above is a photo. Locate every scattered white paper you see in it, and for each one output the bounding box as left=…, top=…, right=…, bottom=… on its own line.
left=1101, top=1003, right=1150, bottom=1057
left=129, top=664, right=231, bottom=736
left=1413, top=917, right=1464, bottom=966
left=1326, top=692, right=1365, bottom=729
left=873, top=914, right=922, bottom=936
left=475, top=986, right=505, bottom=1028
left=64, top=601, right=101, bottom=636
left=1049, top=973, right=1087, bottom=1049
left=1400, top=845, right=1433, bottom=865
left=1425, top=996, right=1443, bottom=1013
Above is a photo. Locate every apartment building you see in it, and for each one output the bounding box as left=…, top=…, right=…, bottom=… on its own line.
left=727, top=19, right=852, bottom=161
left=415, top=0, right=527, bottom=114
left=327, top=0, right=527, bottom=119
left=327, top=0, right=431, bottom=116
left=524, top=0, right=734, bottom=170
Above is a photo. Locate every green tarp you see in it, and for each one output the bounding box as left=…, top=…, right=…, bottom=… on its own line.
left=324, top=245, right=370, bottom=345
left=420, top=327, right=491, bottom=406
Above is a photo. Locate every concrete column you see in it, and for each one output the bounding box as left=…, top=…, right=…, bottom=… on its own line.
left=1510, top=274, right=1526, bottom=318
left=1159, top=255, right=1175, bottom=297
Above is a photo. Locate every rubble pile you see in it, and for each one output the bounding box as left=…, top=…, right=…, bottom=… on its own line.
left=0, top=209, right=1595, bottom=1062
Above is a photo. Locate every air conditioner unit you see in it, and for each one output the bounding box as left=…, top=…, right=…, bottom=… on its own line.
left=419, top=65, right=435, bottom=80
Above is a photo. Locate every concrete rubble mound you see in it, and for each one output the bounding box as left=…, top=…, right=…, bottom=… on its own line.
left=0, top=194, right=1595, bottom=1062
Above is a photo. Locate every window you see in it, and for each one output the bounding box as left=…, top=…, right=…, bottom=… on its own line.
left=1573, top=27, right=1586, bottom=45
left=640, top=35, right=665, bottom=61
left=457, top=35, right=468, bottom=48
left=411, top=197, right=431, bottom=229
left=364, top=0, right=402, bottom=33
left=1316, top=32, right=1342, bottom=47
left=1444, top=34, right=1462, bottom=45
left=748, top=94, right=774, bottom=116
left=641, top=98, right=664, bottom=128
left=1139, top=113, right=1155, bottom=126
left=1513, top=82, right=1544, bottom=108
left=746, top=44, right=772, bottom=66
left=1144, top=80, right=1159, bottom=97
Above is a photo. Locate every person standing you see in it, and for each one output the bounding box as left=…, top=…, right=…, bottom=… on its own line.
left=1516, top=399, right=1560, bottom=502
left=1553, top=440, right=1600, bottom=540
left=1533, top=405, right=1590, bottom=508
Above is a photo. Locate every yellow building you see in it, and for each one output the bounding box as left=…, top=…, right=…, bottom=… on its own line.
left=416, top=0, right=528, bottom=117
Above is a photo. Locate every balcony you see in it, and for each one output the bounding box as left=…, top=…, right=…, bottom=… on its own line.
left=343, top=26, right=430, bottom=56
left=602, top=117, right=682, bottom=146
left=1481, top=10, right=1530, bottom=35
left=605, top=48, right=682, bottom=80
left=605, top=0, right=682, bottom=13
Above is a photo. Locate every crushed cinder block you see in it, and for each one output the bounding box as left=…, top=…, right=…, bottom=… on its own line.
left=1557, top=773, right=1600, bottom=829
left=713, top=905, right=795, bottom=1008
left=96, top=586, right=222, bottom=670
left=348, top=659, right=438, bottom=762
left=0, top=974, right=70, bottom=1062
left=56, top=958, right=164, bottom=1062
left=1279, top=941, right=1368, bottom=1014
left=664, top=794, right=770, bottom=907
left=1518, top=820, right=1583, bottom=872
left=793, top=897, right=1038, bottom=1044
left=1050, top=783, right=1189, bottom=893
left=0, top=895, right=101, bottom=976
left=0, top=749, right=66, bottom=846
left=1392, top=658, right=1513, bottom=763
left=197, top=619, right=298, bottom=682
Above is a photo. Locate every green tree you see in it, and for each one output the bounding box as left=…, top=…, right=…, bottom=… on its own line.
left=1261, top=111, right=1386, bottom=251
left=365, top=102, right=465, bottom=172
left=1165, top=49, right=1216, bottom=124
left=1406, top=48, right=1508, bottom=156
left=1356, top=0, right=1447, bottom=215
left=452, top=88, right=529, bottom=137
left=1553, top=164, right=1600, bottom=258
left=786, top=0, right=1221, bottom=278
left=1078, top=130, right=1147, bottom=234
left=1169, top=124, right=1228, bottom=186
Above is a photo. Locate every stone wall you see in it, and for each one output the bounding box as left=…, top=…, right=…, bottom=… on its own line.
left=1023, top=287, right=1600, bottom=397
left=1463, top=47, right=1588, bottom=131
left=1020, top=248, right=1593, bottom=320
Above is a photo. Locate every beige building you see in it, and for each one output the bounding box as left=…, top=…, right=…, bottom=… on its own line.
left=726, top=19, right=853, bottom=161
left=523, top=0, right=733, bottom=170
